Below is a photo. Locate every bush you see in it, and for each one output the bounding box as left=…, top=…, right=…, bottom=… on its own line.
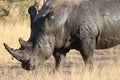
left=0, top=8, right=9, bottom=18
left=0, top=0, right=32, bottom=19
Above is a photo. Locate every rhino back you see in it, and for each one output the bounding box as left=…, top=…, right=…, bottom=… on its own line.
left=67, top=1, right=120, bottom=49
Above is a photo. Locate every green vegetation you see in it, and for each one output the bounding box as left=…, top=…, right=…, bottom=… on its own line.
left=0, top=0, right=33, bottom=19
left=0, top=8, right=9, bottom=18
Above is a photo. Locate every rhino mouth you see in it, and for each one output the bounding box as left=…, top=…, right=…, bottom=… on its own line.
left=21, top=60, right=35, bottom=70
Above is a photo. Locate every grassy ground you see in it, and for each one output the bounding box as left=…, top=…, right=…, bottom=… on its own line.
left=0, top=1, right=120, bottom=80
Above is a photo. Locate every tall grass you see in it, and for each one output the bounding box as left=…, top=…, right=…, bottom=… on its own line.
left=0, top=1, right=120, bottom=80
left=0, top=17, right=120, bottom=80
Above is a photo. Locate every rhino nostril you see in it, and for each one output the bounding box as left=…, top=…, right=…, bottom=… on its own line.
left=22, top=62, right=31, bottom=70
left=33, top=65, right=36, bottom=69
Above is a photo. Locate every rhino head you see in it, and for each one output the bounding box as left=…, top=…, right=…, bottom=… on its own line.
left=3, top=0, right=70, bottom=70
left=4, top=38, right=34, bottom=70
left=4, top=36, right=53, bottom=70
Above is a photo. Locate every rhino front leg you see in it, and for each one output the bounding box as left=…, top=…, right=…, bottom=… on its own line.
left=53, top=50, right=67, bottom=71
left=79, top=37, right=95, bottom=72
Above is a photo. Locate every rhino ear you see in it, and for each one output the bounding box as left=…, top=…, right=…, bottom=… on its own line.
left=28, top=5, right=37, bottom=22
left=3, top=43, right=23, bottom=61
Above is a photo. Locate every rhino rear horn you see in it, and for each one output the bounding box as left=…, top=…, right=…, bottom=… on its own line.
left=19, top=38, right=27, bottom=47
left=3, top=43, right=23, bottom=61
left=19, top=38, right=32, bottom=48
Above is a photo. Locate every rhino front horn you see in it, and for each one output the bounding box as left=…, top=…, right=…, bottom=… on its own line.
left=3, top=43, right=23, bottom=61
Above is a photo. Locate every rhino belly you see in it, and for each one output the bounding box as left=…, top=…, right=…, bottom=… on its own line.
left=96, top=28, right=120, bottom=49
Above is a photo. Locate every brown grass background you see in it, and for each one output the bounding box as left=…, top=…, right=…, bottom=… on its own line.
left=0, top=0, right=120, bottom=80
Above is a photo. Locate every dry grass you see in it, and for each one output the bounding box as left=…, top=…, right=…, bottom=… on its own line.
left=0, top=1, right=120, bottom=79
left=0, top=19, right=120, bottom=80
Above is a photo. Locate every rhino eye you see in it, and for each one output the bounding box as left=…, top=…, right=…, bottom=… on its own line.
left=48, top=14, right=54, bottom=20
left=50, top=15, right=54, bottom=19
left=47, top=11, right=55, bottom=20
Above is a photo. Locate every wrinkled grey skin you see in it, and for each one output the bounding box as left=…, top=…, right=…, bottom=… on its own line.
left=4, top=0, right=120, bottom=71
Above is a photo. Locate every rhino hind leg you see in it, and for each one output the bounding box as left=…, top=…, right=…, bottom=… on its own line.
left=79, top=37, right=95, bottom=71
